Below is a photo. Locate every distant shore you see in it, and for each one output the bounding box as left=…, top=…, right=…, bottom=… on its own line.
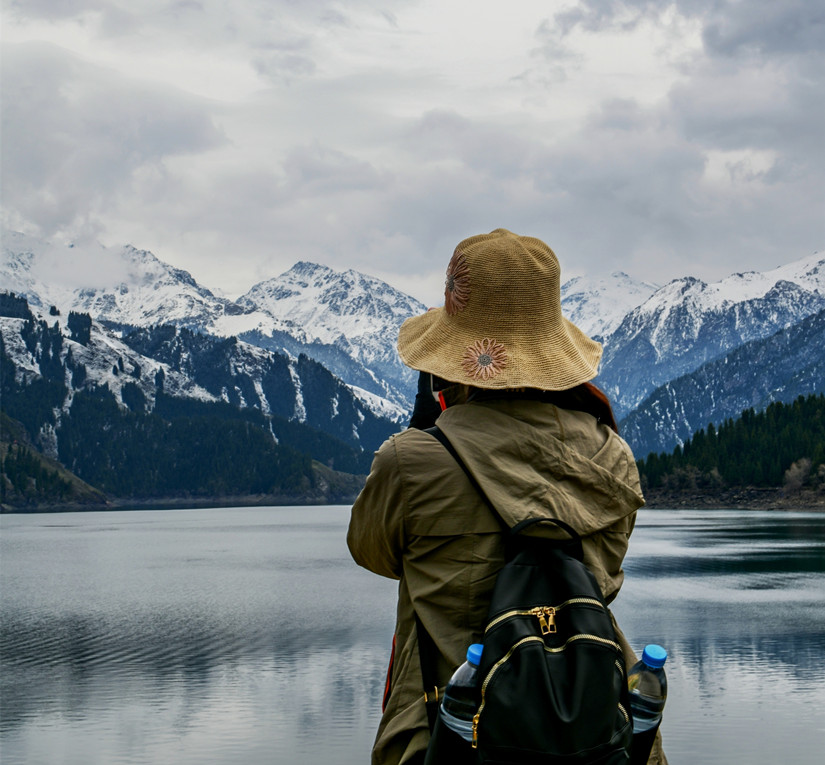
left=643, top=486, right=825, bottom=510
left=0, top=492, right=364, bottom=514
left=5, top=486, right=825, bottom=514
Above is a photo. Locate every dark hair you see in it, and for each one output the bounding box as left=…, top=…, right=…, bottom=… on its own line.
left=466, top=382, right=619, bottom=434
left=576, top=382, right=619, bottom=433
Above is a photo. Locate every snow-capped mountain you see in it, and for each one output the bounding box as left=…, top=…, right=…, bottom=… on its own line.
left=120, top=324, right=401, bottom=450
left=230, top=261, right=427, bottom=347
left=211, top=261, right=427, bottom=409
left=1, top=229, right=235, bottom=329
left=560, top=272, right=659, bottom=339
left=5, top=226, right=824, bottom=457
left=0, top=298, right=214, bottom=448
left=0, top=293, right=399, bottom=464
left=1, top=294, right=397, bottom=502
left=1, top=229, right=422, bottom=416
left=619, top=309, right=825, bottom=458
left=596, top=252, right=825, bottom=419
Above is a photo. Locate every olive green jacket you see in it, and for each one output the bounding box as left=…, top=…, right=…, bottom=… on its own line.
left=348, top=398, right=667, bottom=765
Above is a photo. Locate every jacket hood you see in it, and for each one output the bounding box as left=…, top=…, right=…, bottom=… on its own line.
left=436, top=399, right=644, bottom=537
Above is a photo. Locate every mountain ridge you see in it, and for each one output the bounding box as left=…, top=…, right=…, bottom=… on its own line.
left=1, top=294, right=397, bottom=507
left=4, top=227, right=824, bottom=473
left=596, top=251, right=825, bottom=419
left=619, top=308, right=825, bottom=458
left=1, top=229, right=422, bottom=415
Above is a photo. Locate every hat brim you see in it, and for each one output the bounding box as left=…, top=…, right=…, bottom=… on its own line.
left=397, top=306, right=602, bottom=391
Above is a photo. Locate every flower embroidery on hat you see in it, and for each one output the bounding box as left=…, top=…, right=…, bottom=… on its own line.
left=462, top=338, right=507, bottom=380
left=444, top=249, right=470, bottom=315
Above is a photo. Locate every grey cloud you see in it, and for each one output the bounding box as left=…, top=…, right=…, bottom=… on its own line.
left=281, top=143, right=388, bottom=195
left=7, top=1, right=407, bottom=40
left=381, top=11, right=399, bottom=28
left=552, top=0, right=824, bottom=61
left=669, top=64, right=825, bottom=159
left=95, top=4, right=143, bottom=37
left=662, top=6, right=825, bottom=164
left=587, top=98, right=654, bottom=132
left=701, top=0, right=825, bottom=57
left=339, top=80, right=820, bottom=285
left=3, top=0, right=820, bottom=301
left=3, top=0, right=104, bottom=21
left=553, top=1, right=712, bottom=35
left=536, top=115, right=704, bottom=253
left=554, top=1, right=628, bottom=35
left=252, top=51, right=317, bottom=80
left=382, top=91, right=820, bottom=286
left=1, top=42, right=225, bottom=238
left=320, top=7, right=350, bottom=27
left=402, top=110, right=536, bottom=182
left=539, top=0, right=825, bottom=255
left=531, top=18, right=585, bottom=66
left=550, top=0, right=695, bottom=36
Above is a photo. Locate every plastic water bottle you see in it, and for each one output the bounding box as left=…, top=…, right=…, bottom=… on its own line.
left=440, top=643, right=483, bottom=742
left=627, top=644, right=668, bottom=733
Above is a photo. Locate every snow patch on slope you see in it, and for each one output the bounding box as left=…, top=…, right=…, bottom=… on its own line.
left=287, top=359, right=307, bottom=423
left=349, top=386, right=407, bottom=424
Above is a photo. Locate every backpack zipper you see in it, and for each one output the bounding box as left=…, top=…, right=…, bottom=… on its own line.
left=471, top=632, right=622, bottom=748
left=473, top=636, right=540, bottom=748
left=618, top=702, right=630, bottom=724
left=485, top=597, right=605, bottom=635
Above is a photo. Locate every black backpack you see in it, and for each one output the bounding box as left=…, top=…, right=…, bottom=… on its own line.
left=420, top=426, right=633, bottom=765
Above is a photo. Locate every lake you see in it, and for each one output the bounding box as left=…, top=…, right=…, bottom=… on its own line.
left=1, top=506, right=824, bottom=764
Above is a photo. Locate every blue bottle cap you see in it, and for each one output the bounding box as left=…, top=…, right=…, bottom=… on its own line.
left=641, top=644, right=667, bottom=668
left=467, top=644, right=484, bottom=666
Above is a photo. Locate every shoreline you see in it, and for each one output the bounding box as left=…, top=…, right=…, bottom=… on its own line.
left=0, top=492, right=363, bottom=514
left=642, top=486, right=825, bottom=510
left=5, top=487, right=825, bottom=514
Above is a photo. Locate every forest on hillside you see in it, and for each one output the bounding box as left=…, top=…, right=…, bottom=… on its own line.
left=636, top=394, right=825, bottom=496
left=1, top=301, right=377, bottom=509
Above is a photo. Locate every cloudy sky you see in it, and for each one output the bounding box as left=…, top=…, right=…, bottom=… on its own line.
left=2, top=0, right=823, bottom=304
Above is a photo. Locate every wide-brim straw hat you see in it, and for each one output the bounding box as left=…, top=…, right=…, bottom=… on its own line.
left=397, top=228, right=602, bottom=390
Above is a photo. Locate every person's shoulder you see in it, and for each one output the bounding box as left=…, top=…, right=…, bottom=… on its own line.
left=382, top=426, right=471, bottom=487
left=373, top=427, right=443, bottom=465
left=389, top=426, right=444, bottom=455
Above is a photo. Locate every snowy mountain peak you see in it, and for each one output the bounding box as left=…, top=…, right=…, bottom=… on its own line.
left=120, top=244, right=211, bottom=294
left=630, top=252, right=825, bottom=326
left=560, top=270, right=659, bottom=339
left=598, top=251, right=825, bottom=418
left=1, top=228, right=228, bottom=328
left=713, top=250, right=824, bottom=301
left=1, top=229, right=423, bottom=414
left=215, top=262, right=427, bottom=410
left=234, top=262, right=427, bottom=342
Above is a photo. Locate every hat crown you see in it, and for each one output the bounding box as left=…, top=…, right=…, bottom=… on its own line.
left=447, top=229, right=563, bottom=329
left=398, top=229, right=602, bottom=391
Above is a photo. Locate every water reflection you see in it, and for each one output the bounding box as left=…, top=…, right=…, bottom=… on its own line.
left=1, top=507, right=398, bottom=765
left=1, top=507, right=824, bottom=764
left=612, top=510, right=825, bottom=764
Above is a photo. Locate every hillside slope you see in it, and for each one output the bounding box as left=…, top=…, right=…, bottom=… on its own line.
left=620, top=309, right=825, bottom=458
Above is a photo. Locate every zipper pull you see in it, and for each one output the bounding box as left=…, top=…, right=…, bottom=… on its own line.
left=472, top=713, right=480, bottom=749
left=532, top=606, right=557, bottom=635
left=544, top=607, right=557, bottom=634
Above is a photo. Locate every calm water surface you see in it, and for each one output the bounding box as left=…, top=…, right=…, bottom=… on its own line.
left=1, top=506, right=824, bottom=764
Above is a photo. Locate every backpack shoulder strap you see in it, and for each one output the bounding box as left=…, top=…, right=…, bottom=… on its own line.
left=415, top=425, right=492, bottom=734
left=425, top=425, right=581, bottom=544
